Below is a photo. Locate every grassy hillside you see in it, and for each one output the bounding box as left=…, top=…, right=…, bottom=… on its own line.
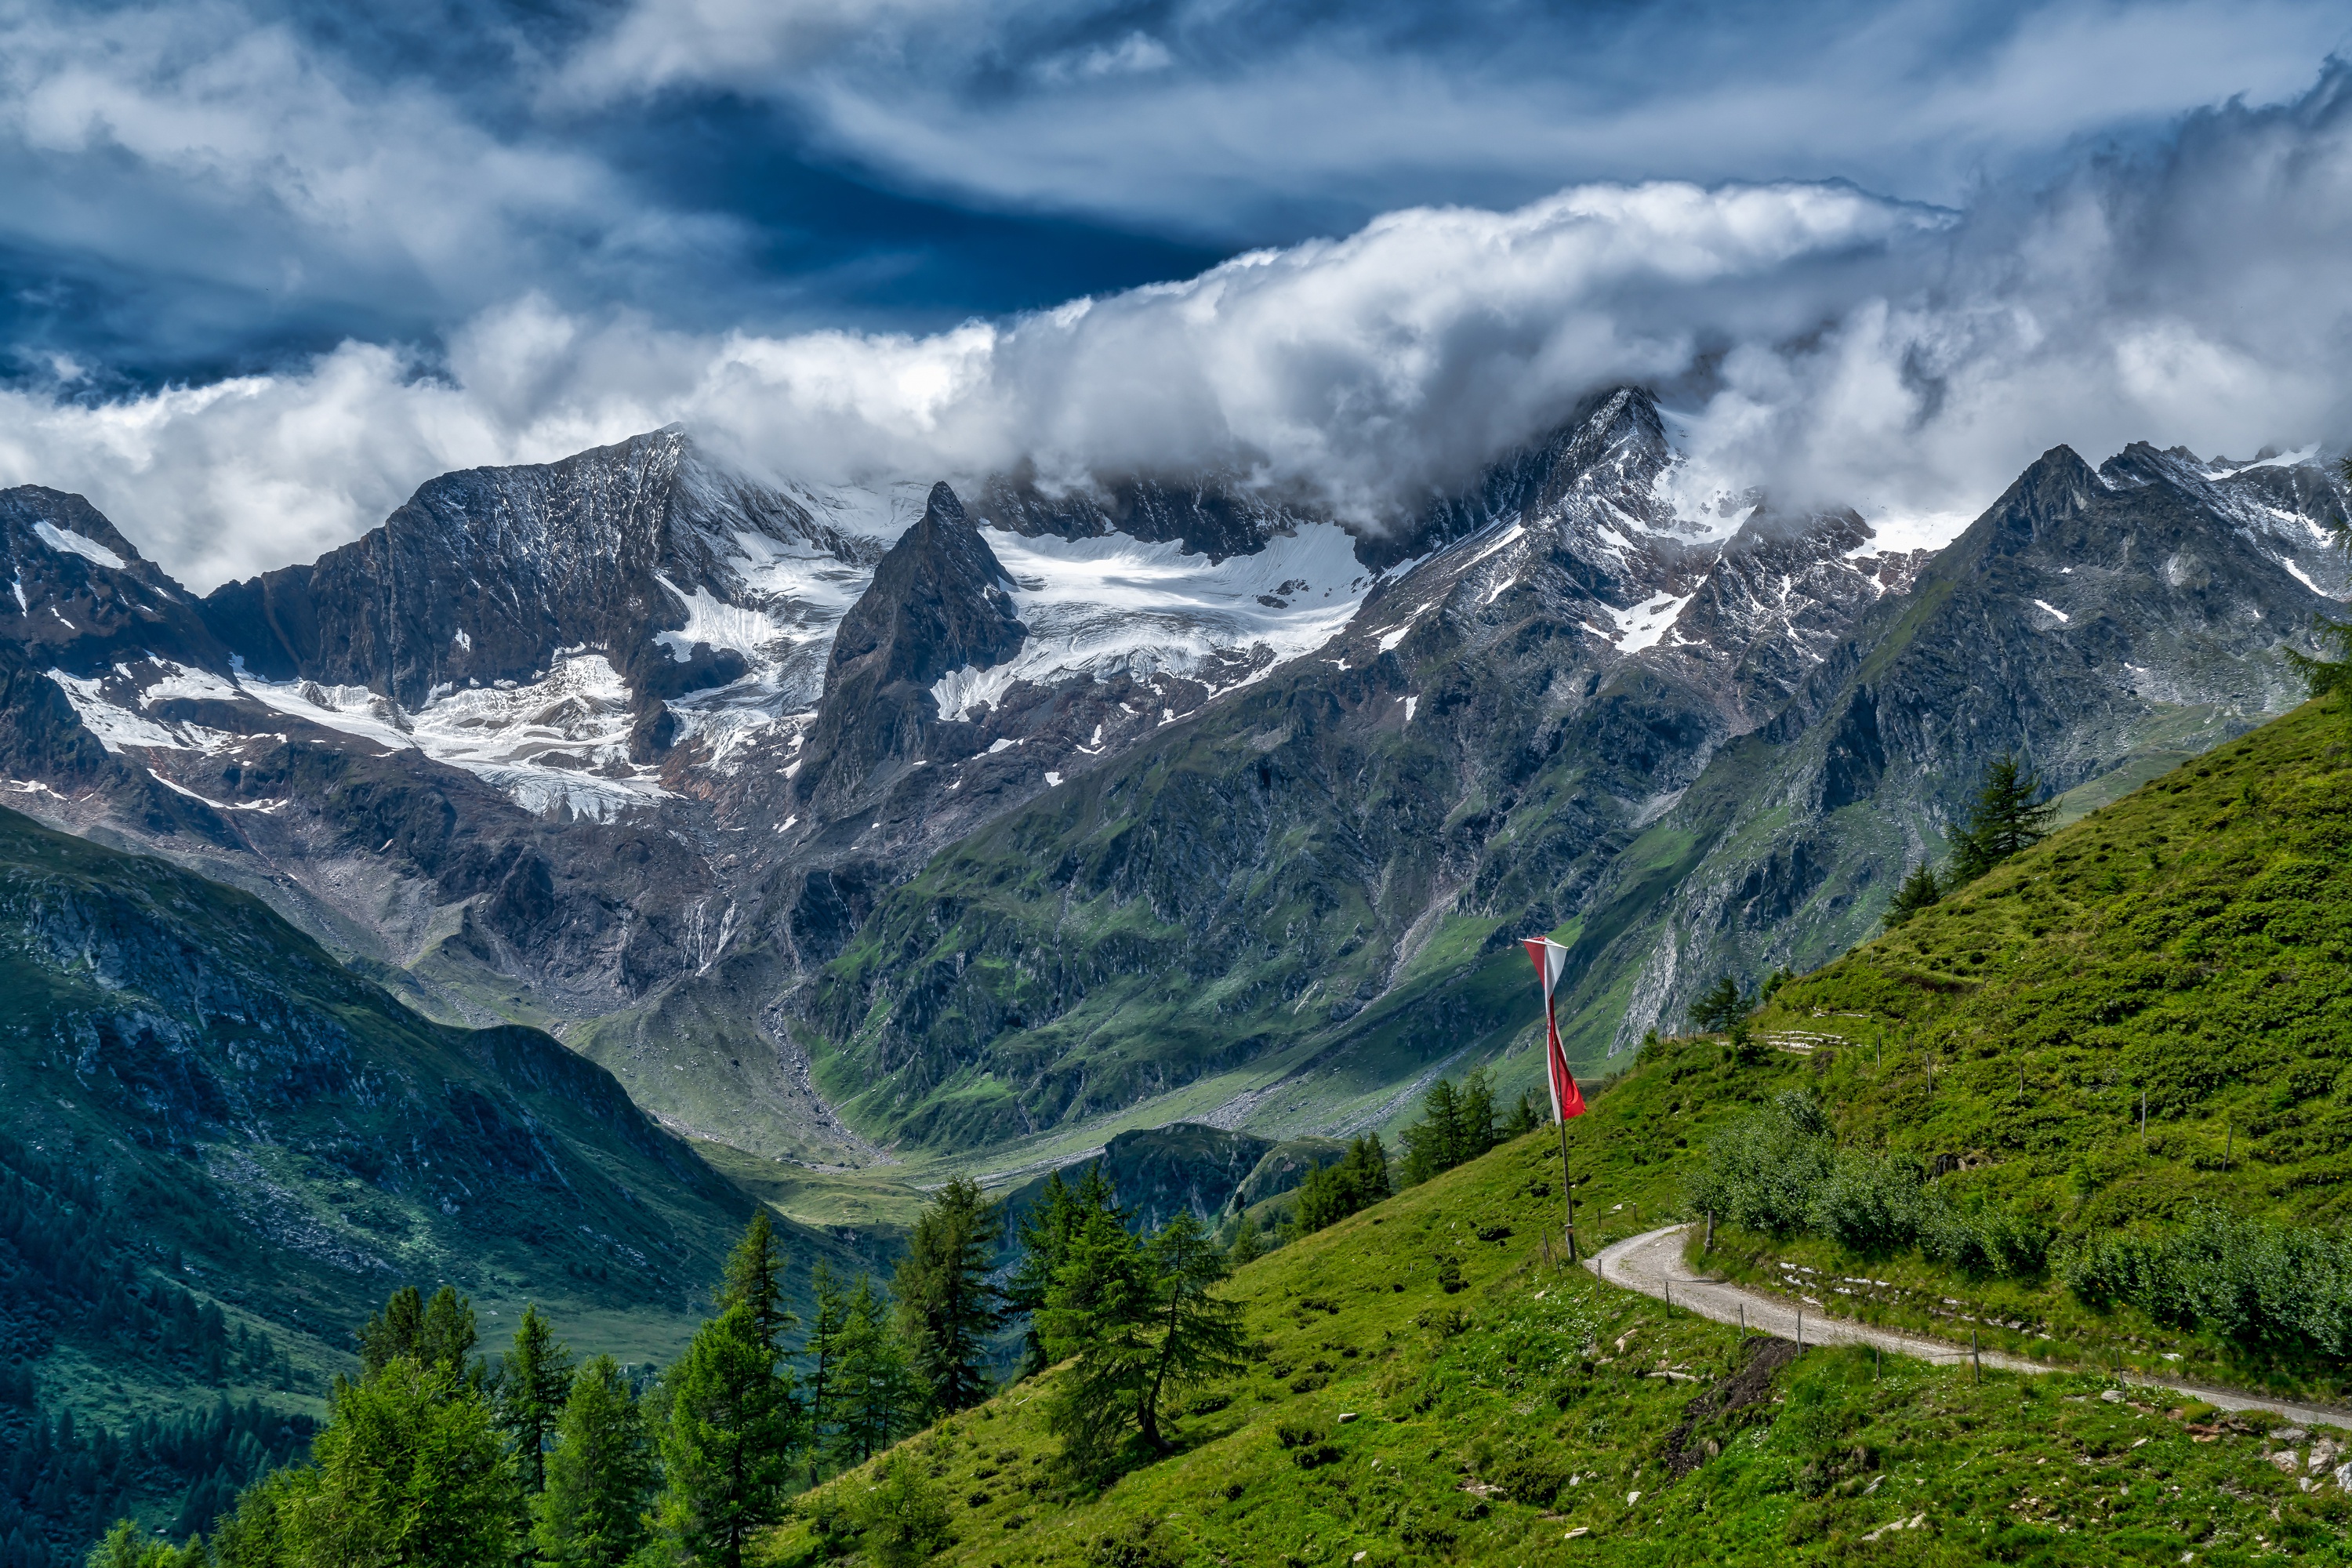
left=1630, top=699, right=2350, bottom=1383
left=1748, top=696, right=2351, bottom=1223
left=760, top=1120, right=2352, bottom=1567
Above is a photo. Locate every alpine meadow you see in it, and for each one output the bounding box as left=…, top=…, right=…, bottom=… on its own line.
left=8, top=5, right=2352, bottom=1564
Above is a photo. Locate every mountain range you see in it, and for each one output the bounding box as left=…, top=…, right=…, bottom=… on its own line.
left=0, top=390, right=2341, bottom=1198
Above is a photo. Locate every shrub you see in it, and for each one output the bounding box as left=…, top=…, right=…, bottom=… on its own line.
left=855, top=1451, right=953, bottom=1568
left=1806, top=1152, right=1922, bottom=1256
left=1684, top=1093, right=1832, bottom=1236
left=2060, top=1207, right=2352, bottom=1356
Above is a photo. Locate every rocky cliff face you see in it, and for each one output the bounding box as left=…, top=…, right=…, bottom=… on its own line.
left=793, top=483, right=1027, bottom=815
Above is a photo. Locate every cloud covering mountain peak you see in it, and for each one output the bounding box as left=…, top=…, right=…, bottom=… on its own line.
left=3, top=62, right=2352, bottom=590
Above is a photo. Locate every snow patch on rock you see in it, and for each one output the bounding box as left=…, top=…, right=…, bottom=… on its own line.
left=32, top=521, right=127, bottom=571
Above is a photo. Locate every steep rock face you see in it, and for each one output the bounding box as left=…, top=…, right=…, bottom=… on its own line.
left=198, top=428, right=871, bottom=720
left=1, top=487, right=234, bottom=681
left=1566, top=440, right=2352, bottom=1053
left=975, top=470, right=1305, bottom=562
left=793, top=483, right=1026, bottom=815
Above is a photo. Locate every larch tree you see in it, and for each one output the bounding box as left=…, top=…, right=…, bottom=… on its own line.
left=829, top=1276, right=920, bottom=1469
left=533, top=1356, right=652, bottom=1568
left=496, top=1305, right=573, bottom=1497
left=1947, top=752, right=2056, bottom=883
left=800, top=1261, right=849, bottom=1486
left=652, top=1303, right=799, bottom=1568
left=892, top=1178, right=1001, bottom=1416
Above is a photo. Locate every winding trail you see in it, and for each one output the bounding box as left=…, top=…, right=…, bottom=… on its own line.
left=1588, top=1224, right=2352, bottom=1433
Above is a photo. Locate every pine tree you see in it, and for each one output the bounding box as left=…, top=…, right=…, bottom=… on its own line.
left=359, top=1285, right=479, bottom=1385
left=1294, top=1134, right=1392, bottom=1233
left=1882, top=861, right=1944, bottom=928
left=1400, top=1080, right=1464, bottom=1185
left=828, top=1276, right=920, bottom=1469
left=1134, top=1212, right=1247, bottom=1453
left=1947, top=751, right=2055, bottom=884
left=891, top=1179, right=1001, bottom=1416
left=1456, top=1069, right=1497, bottom=1163
left=1037, top=1210, right=1246, bottom=1468
left=533, top=1356, right=652, bottom=1568
left=1690, top=975, right=1748, bottom=1033
left=651, top=1303, right=799, bottom=1568
left=1503, top=1091, right=1541, bottom=1137
left=1225, top=1213, right=1262, bottom=1267
left=801, top=1262, right=849, bottom=1486
left=717, top=1212, right=796, bottom=1356
left=1035, top=1210, right=1156, bottom=1474
left=497, top=1304, right=573, bottom=1497
left=1003, top=1171, right=1093, bottom=1378
left=281, top=1357, right=517, bottom=1566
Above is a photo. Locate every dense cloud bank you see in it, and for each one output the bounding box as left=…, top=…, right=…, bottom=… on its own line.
left=5, top=64, right=2352, bottom=589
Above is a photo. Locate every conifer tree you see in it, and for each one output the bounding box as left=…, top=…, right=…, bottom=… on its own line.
left=1947, top=751, right=2055, bottom=883
left=1038, top=1210, right=1246, bottom=1468
left=829, top=1276, right=920, bottom=1468
left=1134, top=1212, right=1246, bottom=1452
left=497, top=1305, right=573, bottom=1497
left=1456, top=1069, right=1497, bottom=1164
left=800, top=1262, right=849, bottom=1486
left=1036, top=1210, right=1156, bottom=1472
left=1225, top=1212, right=1262, bottom=1267
left=651, top=1303, right=799, bottom=1568
left=1882, top=861, right=1944, bottom=928
left=1400, top=1080, right=1464, bottom=1185
left=1504, top=1091, right=1541, bottom=1137
left=533, top=1356, right=652, bottom=1568
left=1004, top=1166, right=1125, bottom=1377
left=359, top=1285, right=479, bottom=1384
left=891, top=1179, right=1001, bottom=1416
left=717, top=1212, right=796, bottom=1356
left=1294, top=1134, right=1392, bottom=1232
left=1690, top=975, right=1749, bottom=1033
left=283, top=1357, right=516, bottom=1566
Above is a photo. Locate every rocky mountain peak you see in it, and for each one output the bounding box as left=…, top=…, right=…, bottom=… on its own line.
left=793, top=482, right=1026, bottom=811
left=0, top=485, right=231, bottom=677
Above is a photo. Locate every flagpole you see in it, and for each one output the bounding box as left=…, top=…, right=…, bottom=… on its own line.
left=1557, top=1113, right=1576, bottom=1264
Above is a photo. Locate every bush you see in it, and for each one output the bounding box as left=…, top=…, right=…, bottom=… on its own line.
left=2060, top=1207, right=2352, bottom=1356
left=1916, top=1189, right=2046, bottom=1277
left=855, top=1451, right=953, bottom=1568
left=1806, top=1152, right=1922, bottom=1256
left=1684, top=1092, right=1832, bottom=1236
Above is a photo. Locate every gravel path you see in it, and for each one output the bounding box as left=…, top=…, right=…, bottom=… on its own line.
left=1588, top=1223, right=2352, bottom=1433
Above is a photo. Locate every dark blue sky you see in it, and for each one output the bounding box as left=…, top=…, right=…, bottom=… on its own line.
left=5, top=0, right=2346, bottom=392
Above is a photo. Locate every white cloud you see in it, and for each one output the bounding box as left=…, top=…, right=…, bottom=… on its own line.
left=5, top=66, right=2352, bottom=592
left=562, top=0, right=2352, bottom=234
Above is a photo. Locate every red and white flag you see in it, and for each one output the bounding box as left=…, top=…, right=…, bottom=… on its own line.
left=1522, top=937, right=1586, bottom=1122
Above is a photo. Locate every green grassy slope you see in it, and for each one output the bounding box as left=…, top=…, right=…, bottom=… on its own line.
left=763, top=1121, right=2352, bottom=1567
left=1570, top=696, right=2351, bottom=1396
left=1750, top=695, right=2352, bottom=1229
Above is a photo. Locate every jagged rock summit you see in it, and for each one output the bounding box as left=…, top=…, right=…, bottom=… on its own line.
left=793, top=481, right=1027, bottom=813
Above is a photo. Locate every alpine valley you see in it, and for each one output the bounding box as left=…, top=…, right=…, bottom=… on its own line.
left=2, top=390, right=2339, bottom=1169
left=3, top=385, right=2350, bottom=1555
